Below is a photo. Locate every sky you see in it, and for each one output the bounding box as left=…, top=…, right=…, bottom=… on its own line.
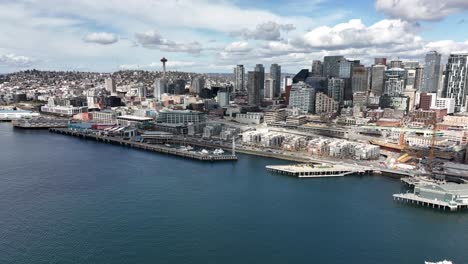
left=0, top=0, right=467, bottom=73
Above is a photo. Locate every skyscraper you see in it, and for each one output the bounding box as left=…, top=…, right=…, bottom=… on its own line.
left=217, top=89, right=230, bottom=107
left=327, top=78, right=345, bottom=103
left=422, top=51, right=442, bottom=93
left=270, top=64, right=281, bottom=98
left=443, top=53, right=468, bottom=112
left=384, top=68, right=406, bottom=96
left=105, top=77, right=116, bottom=94
left=311, top=60, right=323, bottom=76
left=414, top=65, right=424, bottom=91
left=370, top=64, right=386, bottom=96
left=234, top=65, right=245, bottom=92
left=154, top=78, right=167, bottom=101
left=190, top=77, right=205, bottom=94
left=351, top=65, right=368, bottom=93
left=248, top=71, right=261, bottom=106
left=254, top=64, right=265, bottom=102
left=323, top=56, right=344, bottom=78
left=264, top=78, right=276, bottom=100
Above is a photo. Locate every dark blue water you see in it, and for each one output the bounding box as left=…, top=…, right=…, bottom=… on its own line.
left=0, top=123, right=467, bottom=264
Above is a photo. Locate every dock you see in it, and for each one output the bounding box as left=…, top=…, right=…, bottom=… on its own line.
left=393, top=193, right=460, bottom=211
left=266, top=163, right=370, bottom=178
left=49, top=128, right=237, bottom=162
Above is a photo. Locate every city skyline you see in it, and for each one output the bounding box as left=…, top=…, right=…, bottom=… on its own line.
left=0, top=0, right=468, bottom=73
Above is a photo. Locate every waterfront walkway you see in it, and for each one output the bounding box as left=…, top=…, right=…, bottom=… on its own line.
left=49, top=128, right=237, bottom=162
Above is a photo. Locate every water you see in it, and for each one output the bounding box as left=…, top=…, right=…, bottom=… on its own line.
left=0, top=123, right=467, bottom=264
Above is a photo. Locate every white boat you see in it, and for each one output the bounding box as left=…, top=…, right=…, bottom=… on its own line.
left=200, top=149, right=209, bottom=155
left=213, top=149, right=224, bottom=155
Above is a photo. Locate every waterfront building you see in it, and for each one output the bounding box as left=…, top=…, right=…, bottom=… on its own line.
left=0, top=110, right=40, bottom=121
left=90, top=111, right=119, bottom=124
left=234, top=65, right=245, bottom=92
left=264, top=109, right=287, bottom=124
left=422, top=51, right=442, bottom=93
left=270, top=64, right=281, bottom=98
left=157, top=110, right=206, bottom=125
left=443, top=53, right=468, bottom=112
left=116, top=115, right=153, bottom=127
left=41, top=105, right=87, bottom=117
left=289, top=82, right=315, bottom=113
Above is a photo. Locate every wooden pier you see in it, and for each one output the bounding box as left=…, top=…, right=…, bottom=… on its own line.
left=393, top=193, right=462, bottom=212
left=49, top=128, right=237, bottom=162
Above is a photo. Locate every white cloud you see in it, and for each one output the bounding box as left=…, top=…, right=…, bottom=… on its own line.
left=0, top=53, right=36, bottom=67
left=375, top=0, right=468, bottom=21
left=297, top=19, right=422, bottom=50
left=134, top=30, right=203, bottom=54
left=232, top=21, right=296, bottom=41
left=83, top=32, right=119, bottom=45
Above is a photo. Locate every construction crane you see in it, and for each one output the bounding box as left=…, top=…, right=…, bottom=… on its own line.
left=428, top=113, right=438, bottom=174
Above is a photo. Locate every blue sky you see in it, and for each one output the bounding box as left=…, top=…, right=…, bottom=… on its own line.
left=0, top=0, right=467, bottom=73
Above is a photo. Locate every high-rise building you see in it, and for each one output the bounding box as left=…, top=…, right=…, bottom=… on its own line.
left=311, top=60, right=323, bottom=76
left=338, top=58, right=353, bottom=78
left=105, top=77, right=116, bottom=94
left=422, top=51, right=442, bottom=93
left=443, top=53, right=468, bottom=112
left=384, top=68, right=406, bottom=96
left=138, top=86, right=147, bottom=99
left=217, top=89, right=230, bottom=107
left=370, top=64, right=386, bottom=96
left=234, top=65, right=245, bottom=92
left=264, top=78, right=276, bottom=100
left=190, top=77, right=205, bottom=94
left=390, top=60, right=403, bottom=69
left=270, top=64, right=281, bottom=98
left=327, top=78, right=345, bottom=103
left=289, top=82, right=315, bottom=113
left=374, top=58, right=387, bottom=66
left=248, top=71, right=261, bottom=106
left=154, top=78, right=167, bottom=101
left=414, top=66, right=424, bottom=91
left=323, top=56, right=344, bottom=78
left=255, top=64, right=265, bottom=102
left=351, top=65, right=368, bottom=93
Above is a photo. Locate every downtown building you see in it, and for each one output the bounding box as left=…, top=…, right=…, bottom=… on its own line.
left=370, top=64, right=386, bottom=96
left=270, top=64, right=281, bottom=98
left=443, top=53, right=468, bottom=112
left=247, top=71, right=262, bottom=106
left=289, top=82, right=315, bottom=113
left=422, top=51, right=442, bottom=93
left=234, top=65, right=245, bottom=92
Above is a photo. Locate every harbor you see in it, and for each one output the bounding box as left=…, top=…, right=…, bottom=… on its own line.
left=49, top=128, right=237, bottom=162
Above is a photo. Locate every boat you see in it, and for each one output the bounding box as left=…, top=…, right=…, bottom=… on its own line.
left=213, top=149, right=224, bottom=155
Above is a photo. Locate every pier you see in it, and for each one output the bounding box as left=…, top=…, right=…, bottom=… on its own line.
left=13, top=118, right=69, bottom=129
left=266, top=163, right=370, bottom=178
left=393, top=193, right=460, bottom=211
left=49, top=128, right=237, bottom=162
